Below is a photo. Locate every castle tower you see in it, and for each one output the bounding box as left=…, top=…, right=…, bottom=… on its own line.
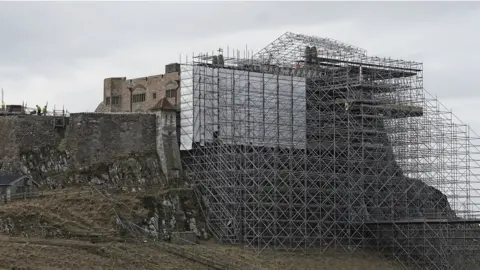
left=150, top=98, right=183, bottom=185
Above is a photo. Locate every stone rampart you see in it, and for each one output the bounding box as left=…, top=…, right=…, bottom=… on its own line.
left=0, top=113, right=172, bottom=188
left=66, top=113, right=157, bottom=168
left=0, top=113, right=205, bottom=242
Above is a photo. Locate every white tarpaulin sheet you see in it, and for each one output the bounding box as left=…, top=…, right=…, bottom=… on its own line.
left=180, top=65, right=306, bottom=150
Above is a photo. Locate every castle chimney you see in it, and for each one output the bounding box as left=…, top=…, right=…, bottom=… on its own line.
left=218, top=54, right=224, bottom=66
left=305, top=46, right=312, bottom=64
left=311, top=46, right=318, bottom=64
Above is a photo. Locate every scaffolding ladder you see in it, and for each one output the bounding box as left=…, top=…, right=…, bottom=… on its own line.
left=53, top=106, right=67, bottom=128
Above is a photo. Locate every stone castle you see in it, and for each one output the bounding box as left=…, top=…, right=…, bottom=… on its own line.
left=0, top=62, right=185, bottom=187
left=95, top=63, right=181, bottom=113
left=1, top=32, right=480, bottom=269
left=0, top=62, right=199, bottom=241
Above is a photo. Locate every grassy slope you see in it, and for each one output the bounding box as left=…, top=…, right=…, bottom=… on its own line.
left=0, top=237, right=207, bottom=270
left=0, top=188, right=402, bottom=270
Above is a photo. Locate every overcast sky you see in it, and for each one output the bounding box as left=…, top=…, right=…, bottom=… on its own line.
left=0, top=1, right=479, bottom=128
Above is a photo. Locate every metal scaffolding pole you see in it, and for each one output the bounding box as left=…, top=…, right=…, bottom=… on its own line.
left=179, top=32, right=480, bottom=269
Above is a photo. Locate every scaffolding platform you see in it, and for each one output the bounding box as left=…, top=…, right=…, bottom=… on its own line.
left=179, top=32, right=480, bottom=270
left=364, top=219, right=480, bottom=225
left=360, top=103, right=424, bottom=118
left=53, top=108, right=68, bottom=128
left=309, top=82, right=398, bottom=93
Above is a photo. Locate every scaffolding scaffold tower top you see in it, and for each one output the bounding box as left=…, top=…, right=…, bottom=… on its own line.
left=249, top=32, right=422, bottom=72
left=188, top=32, right=423, bottom=75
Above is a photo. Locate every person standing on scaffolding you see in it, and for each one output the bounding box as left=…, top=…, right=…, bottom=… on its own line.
left=42, top=104, right=47, bottom=116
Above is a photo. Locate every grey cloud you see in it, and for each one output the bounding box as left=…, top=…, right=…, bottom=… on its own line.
left=0, top=2, right=479, bottom=110
left=1, top=2, right=478, bottom=66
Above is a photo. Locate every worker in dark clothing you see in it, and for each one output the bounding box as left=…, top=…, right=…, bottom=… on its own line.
left=36, top=105, right=41, bottom=116
left=42, top=105, right=47, bottom=116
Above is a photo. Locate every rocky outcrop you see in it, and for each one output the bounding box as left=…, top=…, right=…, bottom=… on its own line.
left=0, top=187, right=209, bottom=242
left=14, top=146, right=164, bottom=188
left=0, top=113, right=210, bottom=242
left=138, top=189, right=209, bottom=241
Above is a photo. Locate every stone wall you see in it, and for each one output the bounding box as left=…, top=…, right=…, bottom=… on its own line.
left=0, top=116, right=65, bottom=174
left=0, top=116, right=19, bottom=159
left=0, top=113, right=203, bottom=242
left=0, top=113, right=171, bottom=188
left=0, top=116, right=63, bottom=155
left=66, top=113, right=157, bottom=168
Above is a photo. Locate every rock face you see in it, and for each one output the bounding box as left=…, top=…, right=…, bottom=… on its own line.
left=0, top=113, right=207, bottom=241
left=14, top=145, right=165, bottom=188
left=139, top=189, right=209, bottom=241
left=0, top=187, right=209, bottom=242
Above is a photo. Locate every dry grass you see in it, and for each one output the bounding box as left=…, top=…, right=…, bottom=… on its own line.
left=189, top=241, right=403, bottom=270
left=0, top=188, right=402, bottom=269
left=0, top=187, right=147, bottom=238
left=0, top=236, right=403, bottom=270
left=0, top=236, right=208, bottom=270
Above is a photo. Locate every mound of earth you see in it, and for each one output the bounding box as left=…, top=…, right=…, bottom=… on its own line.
left=0, top=187, right=402, bottom=269
left=0, top=186, right=209, bottom=242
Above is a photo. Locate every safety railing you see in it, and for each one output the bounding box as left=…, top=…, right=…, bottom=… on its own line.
left=4, top=106, right=70, bottom=117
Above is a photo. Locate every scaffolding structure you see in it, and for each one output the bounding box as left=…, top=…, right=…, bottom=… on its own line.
left=179, top=32, right=480, bottom=269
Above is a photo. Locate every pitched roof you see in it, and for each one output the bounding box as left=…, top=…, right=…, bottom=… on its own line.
left=150, top=97, right=176, bottom=111
left=0, top=175, right=23, bottom=186
left=252, top=32, right=367, bottom=68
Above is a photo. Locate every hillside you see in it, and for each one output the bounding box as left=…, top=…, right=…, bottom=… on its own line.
left=0, top=237, right=207, bottom=270
left=0, top=187, right=402, bottom=270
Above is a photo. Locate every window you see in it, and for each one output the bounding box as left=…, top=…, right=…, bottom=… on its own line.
left=111, top=96, right=121, bottom=105
left=165, top=80, right=178, bottom=99
left=153, top=92, right=157, bottom=99
left=166, top=89, right=176, bottom=98
left=105, top=97, right=111, bottom=105
left=133, top=93, right=146, bottom=103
